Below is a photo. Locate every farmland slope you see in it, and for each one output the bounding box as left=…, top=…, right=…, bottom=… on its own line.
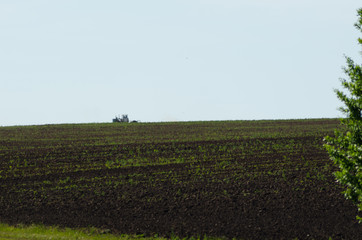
left=0, top=119, right=360, bottom=239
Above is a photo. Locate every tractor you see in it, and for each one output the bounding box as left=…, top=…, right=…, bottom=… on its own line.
left=112, top=114, right=129, bottom=123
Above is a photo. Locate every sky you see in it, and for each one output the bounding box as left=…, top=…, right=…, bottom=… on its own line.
left=1, top=0, right=361, bottom=126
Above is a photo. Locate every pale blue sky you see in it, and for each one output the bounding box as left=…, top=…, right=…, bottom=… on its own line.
left=1, top=1, right=361, bottom=126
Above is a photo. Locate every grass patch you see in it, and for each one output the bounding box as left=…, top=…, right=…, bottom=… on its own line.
left=0, top=223, right=166, bottom=240
left=0, top=223, right=227, bottom=240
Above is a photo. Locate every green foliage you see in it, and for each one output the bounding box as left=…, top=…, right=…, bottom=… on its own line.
left=324, top=8, right=362, bottom=222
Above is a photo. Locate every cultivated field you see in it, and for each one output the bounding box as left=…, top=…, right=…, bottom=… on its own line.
left=0, top=119, right=361, bottom=239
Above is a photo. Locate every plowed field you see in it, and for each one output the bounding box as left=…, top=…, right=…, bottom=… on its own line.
left=0, top=119, right=361, bottom=239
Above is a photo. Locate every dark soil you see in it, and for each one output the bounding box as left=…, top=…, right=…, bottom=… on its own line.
left=0, top=119, right=361, bottom=239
